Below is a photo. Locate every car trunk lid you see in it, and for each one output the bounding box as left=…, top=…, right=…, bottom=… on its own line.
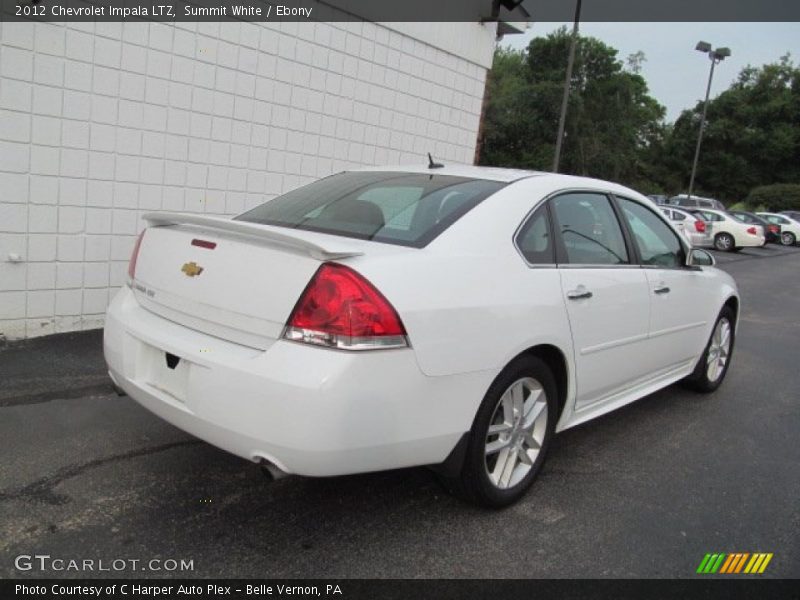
left=130, top=212, right=367, bottom=350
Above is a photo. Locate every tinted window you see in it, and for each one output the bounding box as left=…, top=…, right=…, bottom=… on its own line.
left=551, top=193, right=629, bottom=265
left=618, top=198, right=684, bottom=268
left=672, top=211, right=686, bottom=221
left=695, top=210, right=723, bottom=222
left=236, top=171, right=506, bottom=248
left=515, top=206, right=553, bottom=264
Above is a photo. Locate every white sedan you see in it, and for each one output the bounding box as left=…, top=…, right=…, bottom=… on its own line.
left=757, top=212, right=800, bottom=246
left=660, top=206, right=714, bottom=248
left=104, top=166, right=739, bottom=507
left=689, top=208, right=765, bottom=251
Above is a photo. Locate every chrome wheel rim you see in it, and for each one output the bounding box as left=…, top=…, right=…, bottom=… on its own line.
left=484, top=377, right=548, bottom=490
left=782, top=232, right=794, bottom=245
left=706, top=317, right=732, bottom=382
left=716, top=235, right=732, bottom=250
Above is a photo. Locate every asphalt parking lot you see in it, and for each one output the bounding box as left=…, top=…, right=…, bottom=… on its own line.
left=1, top=244, right=798, bottom=579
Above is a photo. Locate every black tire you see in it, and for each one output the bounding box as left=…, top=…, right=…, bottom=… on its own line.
left=683, top=306, right=736, bottom=393
left=781, top=231, right=796, bottom=246
left=714, top=233, right=735, bottom=252
left=440, top=356, right=557, bottom=508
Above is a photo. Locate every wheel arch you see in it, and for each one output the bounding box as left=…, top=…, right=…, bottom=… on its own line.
left=515, top=344, right=570, bottom=426
left=723, top=294, right=740, bottom=325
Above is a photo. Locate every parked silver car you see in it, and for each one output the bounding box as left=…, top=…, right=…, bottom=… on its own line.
left=660, top=207, right=714, bottom=248
left=669, top=194, right=726, bottom=210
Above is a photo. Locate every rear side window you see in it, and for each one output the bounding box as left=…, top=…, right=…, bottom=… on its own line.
left=696, top=210, right=723, bottom=222
left=733, top=212, right=757, bottom=224
left=515, top=206, right=553, bottom=264
left=551, top=193, right=629, bottom=265
left=235, top=171, right=506, bottom=248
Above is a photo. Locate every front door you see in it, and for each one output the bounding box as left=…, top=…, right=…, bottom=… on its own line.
left=615, top=197, right=714, bottom=371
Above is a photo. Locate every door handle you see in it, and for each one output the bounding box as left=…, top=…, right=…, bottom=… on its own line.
left=567, top=288, right=593, bottom=300
left=654, top=285, right=671, bottom=295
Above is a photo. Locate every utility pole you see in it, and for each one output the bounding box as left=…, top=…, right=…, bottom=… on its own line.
left=552, top=0, right=582, bottom=173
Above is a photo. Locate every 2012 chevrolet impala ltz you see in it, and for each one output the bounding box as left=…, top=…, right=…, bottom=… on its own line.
left=104, top=165, right=739, bottom=507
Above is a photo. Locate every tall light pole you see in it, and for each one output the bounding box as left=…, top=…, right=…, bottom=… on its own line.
left=687, top=41, right=731, bottom=201
left=552, top=0, right=582, bottom=173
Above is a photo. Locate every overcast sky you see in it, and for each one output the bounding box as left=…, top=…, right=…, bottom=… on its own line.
left=502, top=22, right=800, bottom=122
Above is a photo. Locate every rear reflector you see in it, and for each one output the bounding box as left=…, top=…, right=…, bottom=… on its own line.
left=694, top=220, right=706, bottom=233
left=191, top=238, right=217, bottom=249
left=283, top=263, right=407, bottom=350
left=127, top=230, right=146, bottom=281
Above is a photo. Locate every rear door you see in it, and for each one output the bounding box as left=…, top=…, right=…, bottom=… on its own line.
left=550, top=192, right=651, bottom=409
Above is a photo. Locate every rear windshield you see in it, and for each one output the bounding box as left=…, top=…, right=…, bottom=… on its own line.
left=235, top=171, right=506, bottom=248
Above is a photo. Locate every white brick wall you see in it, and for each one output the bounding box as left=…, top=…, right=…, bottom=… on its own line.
left=0, top=20, right=494, bottom=339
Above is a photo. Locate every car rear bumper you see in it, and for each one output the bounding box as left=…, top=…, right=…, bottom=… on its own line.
left=687, top=232, right=713, bottom=248
left=104, top=287, right=486, bottom=477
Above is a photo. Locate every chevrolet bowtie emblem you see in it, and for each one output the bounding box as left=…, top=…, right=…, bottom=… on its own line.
left=181, top=262, right=204, bottom=277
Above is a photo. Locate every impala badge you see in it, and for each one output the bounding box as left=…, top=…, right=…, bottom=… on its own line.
left=181, top=261, right=204, bottom=277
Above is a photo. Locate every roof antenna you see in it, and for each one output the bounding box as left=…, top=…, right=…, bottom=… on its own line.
left=427, top=153, right=444, bottom=169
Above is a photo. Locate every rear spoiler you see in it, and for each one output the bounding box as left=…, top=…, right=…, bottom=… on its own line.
left=143, top=212, right=364, bottom=261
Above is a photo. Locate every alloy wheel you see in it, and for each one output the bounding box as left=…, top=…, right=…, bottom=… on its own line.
left=715, top=234, right=732, bottom=251
left=706, top=317, right=732, bottom=382
left=484, top=377, right=548, bottom=490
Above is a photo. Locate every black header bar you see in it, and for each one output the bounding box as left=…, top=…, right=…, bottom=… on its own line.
left=2, top=0, right=800, bottom=22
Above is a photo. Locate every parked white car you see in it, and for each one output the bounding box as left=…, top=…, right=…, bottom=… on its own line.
left=757, top=212, right=800, bottom=246
left=104, top=166, right=739, bottom=507
left=689, top=208, right=765, bottom=251
left=660, top=206, right=713, bottom=248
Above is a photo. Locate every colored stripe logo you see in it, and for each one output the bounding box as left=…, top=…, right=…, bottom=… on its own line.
left=696, top=553, right=773, bottom=574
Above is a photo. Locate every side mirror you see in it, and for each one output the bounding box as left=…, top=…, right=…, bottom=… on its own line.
left=687, top=248, right=715, bottom=268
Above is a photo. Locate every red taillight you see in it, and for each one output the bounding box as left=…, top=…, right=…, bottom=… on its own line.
left=284, top=263, right=407, bottom=350
left=191, top=238, right=217, bottom=249
left=769, top=225, right=779, bottom=233
left=746, top=226, right=757, bottom=235
left=694, top=220, right=706, bottom=233
left=127, top=230, right=146, bottom=281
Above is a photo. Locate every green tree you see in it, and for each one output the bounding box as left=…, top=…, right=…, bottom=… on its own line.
left=666, top=55, right=800, bottom=203
left=479, top=28, right=666, bottom=190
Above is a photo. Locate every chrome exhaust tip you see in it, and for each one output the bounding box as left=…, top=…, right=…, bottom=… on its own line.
left=258, top=458, right=289, bottom=480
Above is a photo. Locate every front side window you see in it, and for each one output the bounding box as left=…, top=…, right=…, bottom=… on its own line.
left=515, top=206, right=553, bottom=265
left=617, top=198, right=684, bottom=268
left=551, top=193, right=629, bottom=265
left=236, top=171, right=506, bottom=248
